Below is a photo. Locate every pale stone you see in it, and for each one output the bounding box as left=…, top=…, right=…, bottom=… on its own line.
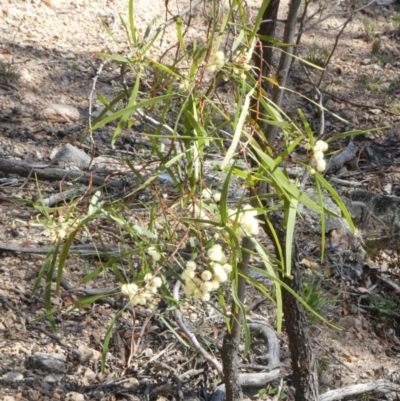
left=41, top=103, right=80, bottom=123
left=65, top=392, right=85, bottom=401
left=1, top=372, right=24, bottom=382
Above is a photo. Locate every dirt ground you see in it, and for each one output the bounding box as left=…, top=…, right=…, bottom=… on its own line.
left=1, top=0, right=400, bottom=400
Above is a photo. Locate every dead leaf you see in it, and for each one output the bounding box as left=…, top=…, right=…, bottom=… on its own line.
left=0, top=48, right=12, bottom=55
left=300, top=258, right=319, bottom=270
left=341, top=299, right=350, bottom=316
left=340, top=351, right=358, bottom=363
left=112, top=329, right=126, bottom=364
left=323, top=264, right=331, bottom=276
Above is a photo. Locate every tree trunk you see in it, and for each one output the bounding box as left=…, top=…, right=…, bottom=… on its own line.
left=265, top=0, right=302, bottom=146
left=282, top=249, right=319, bottom=401
left=253, top=0, right=281, bottom=85
left=251, top=0, right=280, bottom=147
left=261, top=212, right=320, bottom=401
left=222, top=332, right=243, bottom=401
left=222, top=237, right=253, bottom=401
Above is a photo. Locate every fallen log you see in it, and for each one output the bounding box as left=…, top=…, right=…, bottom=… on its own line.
left=0, top=158, right=115, bottom=187
left=0, top=243, right=133, bottom=259
left=319, top=379, right=400, bottom=401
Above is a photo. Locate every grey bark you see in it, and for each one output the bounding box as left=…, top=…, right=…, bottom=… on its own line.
left=0, top=158, right=112, bottom=187
left=222, top=237, right=253, bottom=401
left=264, top=211, right=320, bottom=400
left=265, top=0, right=302, bottom=146
left=251, top=0, right=280, bottom=144
left=282, top=251, right=319, bottom=400
left=253, top=0, right=281, bottom=85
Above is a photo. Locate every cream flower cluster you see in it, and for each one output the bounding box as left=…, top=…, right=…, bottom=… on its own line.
left=188, top=188, right=222, bottom=220
left=229, top=205, right=259, bottom=240
left=121, top=273, right=163, bottom=306
left=312, top=140, right=329, bottom=172
left=49, top=215, right=79, bottom=242
left=305, top=139, right=329, bottom=173
left=233, top=43, right=254, bottom=78
left=147, top=246, right=161, bottom=262
left=182, top=244, right=232, bottom=302
left=206, top=51, right=225, bottom=73
left=202, top=188, right=221, bottom=202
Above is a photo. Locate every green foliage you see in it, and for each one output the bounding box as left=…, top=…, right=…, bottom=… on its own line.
left=369, top=293, right=400, bottom=318
left=371, top=39, right=381, bottom=55
left=390, top=12, right=400, bottom=32
left=33, top=0, right=360, bottom=375
left=0, top=60, right=20, bottom=89
left=317, top=356, right=330, bottom=378
left=386, top=75, right=400, bottom=95
left=264, top=385, right=287, bottom=399
left=360, top=75, right=382, bottom=92
left=305, top=43, right=330, bottom=68
left=362, top=19, right=376, bottom=43
left=302, top=276, right=339, bottom=321
left=375, top=52, right=393, bottom=65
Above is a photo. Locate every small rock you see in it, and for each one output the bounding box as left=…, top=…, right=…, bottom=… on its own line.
left=81, top=368, right=96, bottom=385
left=62, top=52, right=76, bottom=59
left=361, top=58, right=371, bottom=65
left=1, top=372, right=24, bottom=382
left=19, top=68, right=33, bottom=84
left=41, top=103, right=80, bottom=124
left=339, top=350, right=359, bottom=363
left=61, top=75, right=71, bottom=85
left=77, top=344, right=101, bottom=363
left=338, top=315, right=362, bottom=330
left=65, top=392, right=85, bottom=401
left=340, top=109, right=357, bottom=122
left=41, top=373, right=62, bottom=390
left=369, top=108, right=381, bottom=115
left=384, top=183, right=392, bottom=194
left=50, top=144, right=91, bottom=170
left=141, top=348, right=153, bottom=358
left=25, top=352, right=66, bottom=374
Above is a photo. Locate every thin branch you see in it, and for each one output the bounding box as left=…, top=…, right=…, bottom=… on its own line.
left=297, top=0, right=376, bottom=36
left=293, top=74, right=400, bottom=116
left=173, top=281, right=224, bottom=375
left=145, top=0, right=205, bottom=44
left=317, top=16, right=352, bottom=88
left=300, top=62, right=325, bottom=137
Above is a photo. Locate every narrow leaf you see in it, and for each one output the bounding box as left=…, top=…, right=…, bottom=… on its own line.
left=284, top=198, right=298, bottom=277
left=221, top=88, right=255, bottom=170
left=314, top=172, right=355, bottom=231
left=91, top=94, right=176, bottom=131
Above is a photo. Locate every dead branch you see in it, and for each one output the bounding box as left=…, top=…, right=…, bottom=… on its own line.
left=0, top=158, right=117, bottom=187
left=319, top=379, right=400, bottom=401
left=173, top=280, right=282, bottom=395
left=0, top=243, right=133, bottom=258
left=40, top=186, right=87, bottom=207
left=173, top=280, right=224, bottom=375
left=292, top=75, right=400, bottom=117
left=327, top=141, right=358, bottom=172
